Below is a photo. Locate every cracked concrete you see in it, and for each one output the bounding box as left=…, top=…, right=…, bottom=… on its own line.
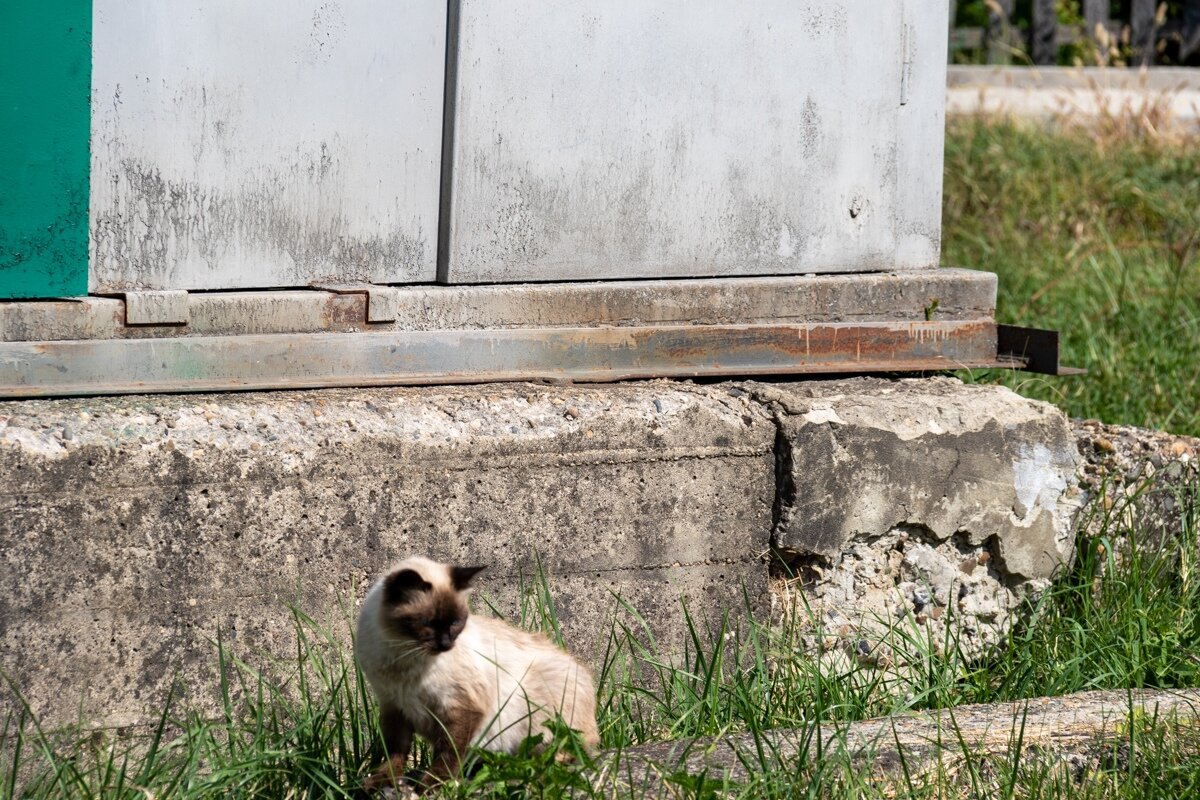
left=752, top=378, right=1082, bottom=660
left=0, top=377, right=1082, bottom=731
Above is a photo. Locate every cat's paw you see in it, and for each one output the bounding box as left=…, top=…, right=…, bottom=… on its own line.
left=363, top=775, right=420, bottom=800
left=374, top=784, right=420, bottom=800
left=363, top=757, right=416, bottom=796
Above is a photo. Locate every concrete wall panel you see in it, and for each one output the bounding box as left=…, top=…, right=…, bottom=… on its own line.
left=0, top=383, right=774, bottom=729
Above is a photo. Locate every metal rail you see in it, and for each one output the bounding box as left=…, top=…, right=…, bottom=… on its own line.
left=0, top=319, right=1073, bottom=399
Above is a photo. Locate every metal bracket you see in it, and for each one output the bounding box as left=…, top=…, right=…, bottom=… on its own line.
left=311, top=283, right=400, bottom=324
left=997, top=324, right=1086, bottom=376
left=123, top=291, right=190, bottom=326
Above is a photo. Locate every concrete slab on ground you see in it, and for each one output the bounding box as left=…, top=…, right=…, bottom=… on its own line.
left=595, top=688, right=1200, bottom=796
left=946, top=65, right=1200, bottom=127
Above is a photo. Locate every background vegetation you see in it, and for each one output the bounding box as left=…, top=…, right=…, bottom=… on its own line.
left=944, top=118, right=1200, bottom=437
left=949, top=1, right=1200, bottom=66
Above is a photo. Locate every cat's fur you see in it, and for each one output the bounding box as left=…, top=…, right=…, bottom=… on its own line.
left=355, top=557, right=599, bottom=790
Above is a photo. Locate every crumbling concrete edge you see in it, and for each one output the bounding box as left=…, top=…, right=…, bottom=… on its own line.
left=742, top=378, right=1084, bottom=566
left=738, top=377, right=1086, bottom=658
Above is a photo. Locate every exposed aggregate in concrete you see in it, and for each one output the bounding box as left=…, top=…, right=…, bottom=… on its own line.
left=1072, top=418, right=1198, bottom=551
left=747, top=378, right=1082, bottom=661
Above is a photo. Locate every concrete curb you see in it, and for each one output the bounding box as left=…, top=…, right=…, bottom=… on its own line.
left=947, top=66, right=1200, bottom=92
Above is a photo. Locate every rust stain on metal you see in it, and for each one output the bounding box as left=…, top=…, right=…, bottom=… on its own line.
left=328, top=294, right=367, bottom=329
left=0, top=320, right=1003, bottom=399
left=618, top=320, right=994, bottom=368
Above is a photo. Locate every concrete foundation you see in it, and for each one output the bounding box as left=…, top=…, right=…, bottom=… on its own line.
left=0, top=377, right=1082, bottom=731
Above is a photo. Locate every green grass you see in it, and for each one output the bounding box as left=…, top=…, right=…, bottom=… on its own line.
left=3, top=473, right=1198, bottom=799
left=943, top=118, right=1200, bottom=437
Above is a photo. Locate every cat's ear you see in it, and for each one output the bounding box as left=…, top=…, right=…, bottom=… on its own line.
left=450, top=565, right=487, bottom=590
left=383, top=569, right=432, bottom=605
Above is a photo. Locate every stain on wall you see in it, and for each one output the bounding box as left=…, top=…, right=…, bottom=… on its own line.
left=0, top=1, right=91, bottom=299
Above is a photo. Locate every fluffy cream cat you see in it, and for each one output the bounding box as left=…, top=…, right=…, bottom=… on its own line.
left=355, top=557, right=599, bottom=790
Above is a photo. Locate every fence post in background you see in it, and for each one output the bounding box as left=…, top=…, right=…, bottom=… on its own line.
left=948, top=0, right=958, bottom=60
left=985, top=0, right=1015, bottom=63
left=1031, top=0, right=1058, bottom=64
left=1182, top=0, right=1200, bottom=62
left=1083, top=0, right=1111, bottom=63
left=1131, top=0, right=1158, bottom=65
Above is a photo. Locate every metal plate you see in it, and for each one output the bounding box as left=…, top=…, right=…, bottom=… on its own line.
left=442, top=0, right=947, bottom=283
left=0, top=320, right=998, bottom=398
left=89, top=0, right=446, bottom=292
left=0, top=0, right=91, bottom=299
left=997, top=323, right=1086, bottom=376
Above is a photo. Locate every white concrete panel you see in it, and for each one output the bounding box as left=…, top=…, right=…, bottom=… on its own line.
left=90, top=0, right=446, bottom=291
left=443, top=1, right=945, bottom=283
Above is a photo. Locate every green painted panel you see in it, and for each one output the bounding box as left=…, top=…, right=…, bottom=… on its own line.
left=0, top=1, right=91, bottom=299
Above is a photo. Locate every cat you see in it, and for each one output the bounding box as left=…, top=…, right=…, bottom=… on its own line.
left=355, top=556, right=600, bottom=791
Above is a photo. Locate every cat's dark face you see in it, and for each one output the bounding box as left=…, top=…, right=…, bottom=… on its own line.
left=382, top=564, right=485, bottom=655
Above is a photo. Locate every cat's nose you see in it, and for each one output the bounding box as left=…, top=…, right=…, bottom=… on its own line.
left=436, top=635, right=454, bottom=651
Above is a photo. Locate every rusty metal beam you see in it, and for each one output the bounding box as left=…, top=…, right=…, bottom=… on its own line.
left=0, top=321, right=1005, bottom=399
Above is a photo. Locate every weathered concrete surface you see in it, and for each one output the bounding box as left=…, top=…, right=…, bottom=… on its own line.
left=0, top=377, right=1084, bottom=732
left=0, top=383, right=775, bottom=730
left=753, top=377, right=1082, bottom=655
